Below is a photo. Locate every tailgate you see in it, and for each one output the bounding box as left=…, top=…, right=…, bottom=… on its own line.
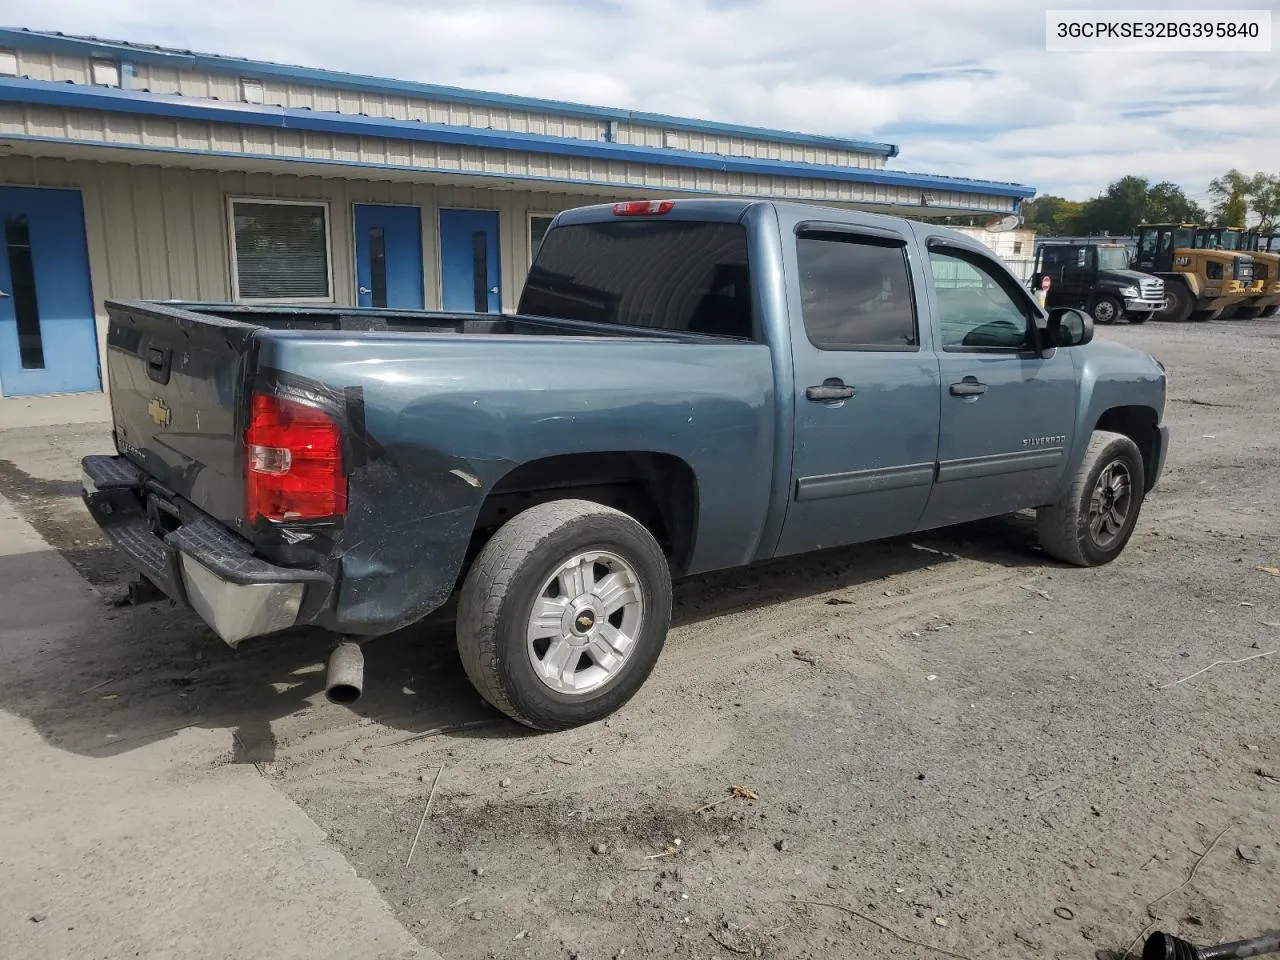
left=105, top=301, right=259, bottom=531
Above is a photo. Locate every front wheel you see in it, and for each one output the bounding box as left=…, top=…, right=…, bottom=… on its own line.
left=1090, top=295, right=1122, bottom=325
left=1037, top=430, right=1145, bottom=566
left=1127, top=311, right=1149, bottom=325
left=1158, top=283, right=1193, bottom=322
left=456, top=499, right=672, bottom=731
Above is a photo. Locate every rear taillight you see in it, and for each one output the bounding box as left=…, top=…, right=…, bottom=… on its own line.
left=612, top=200, right=674, bottom=216
left=245, top=393, right=347, bottom=524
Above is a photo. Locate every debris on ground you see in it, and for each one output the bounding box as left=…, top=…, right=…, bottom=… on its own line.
left=591, top=842, right=610, bottom=855
left=694, top=784, right=758, bottom=814
left=792, top=649, right=819, bottom=665
left=774, top=839, right=790, bottom=852
left=1236, top=843, right=1261, bottom=865
left=1054, top=906, right=1075, bottom=920
left=824, top=596, right=853, bottom=605
left=1257, top=566, right=1280, bottom=577
left=1020, top=585, right=1054, bottom=601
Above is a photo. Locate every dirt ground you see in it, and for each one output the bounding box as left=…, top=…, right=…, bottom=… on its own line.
left=0, top=319, right=1277, bottom=960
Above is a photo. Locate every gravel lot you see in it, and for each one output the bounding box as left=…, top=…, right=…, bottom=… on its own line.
left=0, top=319, right=1277, bottom=960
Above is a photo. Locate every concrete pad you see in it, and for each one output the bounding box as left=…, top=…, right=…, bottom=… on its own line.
left=0, top=495, right=440, bottom=960
left=0, top=391, right=111, bottom=429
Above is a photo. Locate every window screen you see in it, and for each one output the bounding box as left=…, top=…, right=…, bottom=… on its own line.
left=231, top=201, right=331, bottom=300
left=519, top=219, right=752, bottom=339
left=796, top=233, right=917, bottom=349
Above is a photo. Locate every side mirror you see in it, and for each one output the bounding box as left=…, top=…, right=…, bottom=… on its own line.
left=1045, top=307, right=1093, bottom=350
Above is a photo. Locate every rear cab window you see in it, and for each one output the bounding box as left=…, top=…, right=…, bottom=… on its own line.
left=518, top=219, right=753, bottom=340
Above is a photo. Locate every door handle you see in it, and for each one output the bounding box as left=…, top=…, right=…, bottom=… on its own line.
left=489, top=286, right=499, bottom=295
left=358, top=286, right=372, bottom=295
left=806, top=379, right=855, bottom=402
left=950, top=378, right=987, bottom=397
left=0, top=289, right=9, bottom=298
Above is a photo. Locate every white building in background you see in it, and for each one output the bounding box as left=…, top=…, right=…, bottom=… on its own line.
left=0, top=27, right=1034, bottom=399
left=950, top=224, right=1039, bottom=283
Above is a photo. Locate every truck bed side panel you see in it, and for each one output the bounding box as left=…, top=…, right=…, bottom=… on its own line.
left=257, top=333, right=776, bottom=634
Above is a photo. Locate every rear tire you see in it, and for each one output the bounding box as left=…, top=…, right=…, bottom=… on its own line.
left=1037, top=430, right=1145, bottom=567
left=456, top=499, right=672, bottom=731
left=1158, top=283, right=1193, bottom=322
left=1262, top=305, right=1280, bottom=318
left=1090, top=295, right=1122, bottom=325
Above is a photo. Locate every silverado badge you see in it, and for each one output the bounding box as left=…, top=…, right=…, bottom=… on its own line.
left=147, top=397, right=171, bottom=428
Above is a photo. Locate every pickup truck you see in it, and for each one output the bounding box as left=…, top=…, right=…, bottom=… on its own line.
left=83, top=198, right=1170, bottom=731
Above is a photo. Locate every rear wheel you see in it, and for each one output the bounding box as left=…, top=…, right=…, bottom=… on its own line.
left=1158, top=283, right=1193, bottom=322
left=456, top=499, right=672, bottom=731
left=1262, top=305, right=1280, bottom=318
left=1037, top=430, right=1145, bottom=567
left=1090, top=295, right=1122, bottom=325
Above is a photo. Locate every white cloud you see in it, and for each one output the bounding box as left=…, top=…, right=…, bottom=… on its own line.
left=5, top=0, right=1279, bottom=198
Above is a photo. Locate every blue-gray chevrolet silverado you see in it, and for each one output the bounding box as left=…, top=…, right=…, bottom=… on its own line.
left=82, top=198, right=1169, bottom=730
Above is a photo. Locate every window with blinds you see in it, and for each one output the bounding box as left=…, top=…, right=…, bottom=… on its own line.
left=231, top=200, right=332, bottom=301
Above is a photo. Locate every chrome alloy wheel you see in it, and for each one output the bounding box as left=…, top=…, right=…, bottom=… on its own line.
left=526, top=551, right=644, bottom=695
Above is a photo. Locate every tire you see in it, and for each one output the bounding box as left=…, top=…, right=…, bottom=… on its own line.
left=1158, top=283, right=1193, bottom=322
left=456, top=499, right=672, bottom=731
left=1037, top=430, right=1145, bottom=567
left=1127, top=311, right=1149, bottom=325
left=1191, top=309, right=1218, bottom=323
left=1090, top=295, right=1122, bottom=325
left=1262, top=305, right=1280, bottom=318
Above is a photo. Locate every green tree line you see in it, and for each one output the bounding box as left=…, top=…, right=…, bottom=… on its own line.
left=1022, top=170, right=1280, bottom=237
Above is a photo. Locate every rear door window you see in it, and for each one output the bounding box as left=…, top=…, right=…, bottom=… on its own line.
left=795, top=233, right=918, bottom=349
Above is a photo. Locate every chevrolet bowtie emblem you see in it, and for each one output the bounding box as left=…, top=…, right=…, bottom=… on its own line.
left=147, top=397, right=171, bottom=428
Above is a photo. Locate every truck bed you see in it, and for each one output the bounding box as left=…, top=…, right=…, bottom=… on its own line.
left=102, top=298, right=776, bottom=636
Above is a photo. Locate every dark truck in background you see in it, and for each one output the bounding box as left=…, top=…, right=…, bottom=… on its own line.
left=83, top=198, right=1169, bottom=731
left=1033, top=241, right=1166, bottom=325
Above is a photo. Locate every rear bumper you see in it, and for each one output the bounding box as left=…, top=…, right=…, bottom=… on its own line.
left=82, top=455, right=334, bottom=647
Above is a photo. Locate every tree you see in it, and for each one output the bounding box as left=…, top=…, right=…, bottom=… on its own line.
left=1145, top=181, right=1206, bottom=224
left=1207, top=169, right=1250, bottom=226
left=1247, top=172, right=1280, bottom=231
left=1021, top=195, right=1086, bottom=235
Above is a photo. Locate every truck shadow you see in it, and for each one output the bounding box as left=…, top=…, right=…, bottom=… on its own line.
left=0, top=514, right=1046, bottom=764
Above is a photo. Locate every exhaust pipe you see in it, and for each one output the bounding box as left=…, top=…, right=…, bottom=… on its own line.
left=1144, top=930, right=1280, bottom=960
left=325, top=641, right=364, bottom=705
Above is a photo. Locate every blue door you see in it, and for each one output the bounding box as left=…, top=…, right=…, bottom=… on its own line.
left=0, top=186, right=100, bottom=396
left=915, top=242, right=1078, bottom=529
left=439, top=209, right=500, bottom=313
left=774, top=221, right=941, bottom=556
left=354, top=204, right=424, bottom=309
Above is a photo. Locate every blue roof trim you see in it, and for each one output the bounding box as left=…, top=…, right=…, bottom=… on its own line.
left=0, top=132, right=1020, bottom=215
left=0, top=78, right=1036, bottom=198
left=0, top=27, right=899, bottom=158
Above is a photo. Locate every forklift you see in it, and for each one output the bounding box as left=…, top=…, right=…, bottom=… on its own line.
left=1192, top=227, right=1267, bottom=318
left=1133, top=223, right=1254, bottom=322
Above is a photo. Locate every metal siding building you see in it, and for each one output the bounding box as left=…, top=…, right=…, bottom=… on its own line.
left=0, top=28, right=1034, bottom=399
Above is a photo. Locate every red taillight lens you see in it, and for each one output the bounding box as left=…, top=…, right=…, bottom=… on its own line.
left=245, top=393, right=347, bottom=524
left=612, top=200, right=674, bottom=216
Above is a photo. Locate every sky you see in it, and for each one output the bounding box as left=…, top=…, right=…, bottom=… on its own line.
left=4, top=0, right=1279, bottom=202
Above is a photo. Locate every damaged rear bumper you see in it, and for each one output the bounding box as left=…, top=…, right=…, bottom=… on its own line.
left=82, top=455, right=333, bottom=646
